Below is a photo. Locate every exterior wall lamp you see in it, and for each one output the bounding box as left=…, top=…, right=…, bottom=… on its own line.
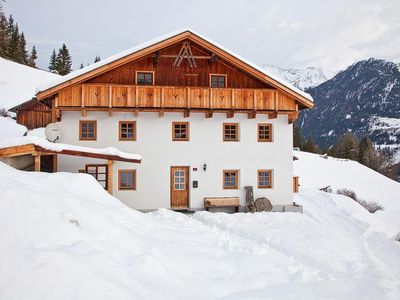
left=203, top=163, right=207, bottom=171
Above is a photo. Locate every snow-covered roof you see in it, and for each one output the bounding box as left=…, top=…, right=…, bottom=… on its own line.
left=36, top=29, right=313, bottom=102
left=0, top=58, right=60, bottom=110
left=0, top=136, right=141, bottom=162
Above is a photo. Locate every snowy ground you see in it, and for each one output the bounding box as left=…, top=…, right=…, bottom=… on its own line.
left=0, top=116, right=27, bottom=140
left=0, top=118, right=399, bottom=299
left=0, top=158, right=399, bottom=299
left=0, top=58, right=59, bottom=111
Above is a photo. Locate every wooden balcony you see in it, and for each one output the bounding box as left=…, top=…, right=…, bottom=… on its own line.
left=56, top=84, right=298, bottom=113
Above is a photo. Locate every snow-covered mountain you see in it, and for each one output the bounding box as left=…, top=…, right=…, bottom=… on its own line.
left=261, top=64, right=327, bottom=90
left=0, top=58, right=60, bottom=111
left=299, top=58, right=400, bottom=152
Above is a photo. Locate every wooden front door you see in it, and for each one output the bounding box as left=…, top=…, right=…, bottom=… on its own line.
left=170, top=166, right=189, bottom=208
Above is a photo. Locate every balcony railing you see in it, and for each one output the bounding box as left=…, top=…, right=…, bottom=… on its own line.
left=56, top=84, right=297, bottom=111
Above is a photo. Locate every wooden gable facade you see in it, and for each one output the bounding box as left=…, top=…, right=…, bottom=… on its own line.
left=36, top=30, right=313, bottom=124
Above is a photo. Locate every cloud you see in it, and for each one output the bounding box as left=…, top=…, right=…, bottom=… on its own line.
left=3, top=0, right=399, bottom=73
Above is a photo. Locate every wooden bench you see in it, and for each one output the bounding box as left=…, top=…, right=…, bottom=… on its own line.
left=204, top=197, right=240, bottom=212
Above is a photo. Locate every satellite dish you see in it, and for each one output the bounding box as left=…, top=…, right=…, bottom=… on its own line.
left=45, top=123, right=62, bottom=142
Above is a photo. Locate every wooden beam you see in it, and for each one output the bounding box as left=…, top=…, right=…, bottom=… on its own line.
left=34, top=154, right=41, bottom=172
left=268, top=112, right=277, bottom=119
left=288, top=112, right=299, bottom=124
left=133, top=109, right=139, bottom=117
left=160, top=54, right=211, bottom=59
left=0, top=144, right=35, bottom=158
left=184, top=110, right=190, bottom=118
left=108, top=109, right=113, bottom=117
left=205, top=111, right=213, bottom=118
left=81, top=109, right=87, bottom=117
left=51, top=107, right=57, bottom=123
left=53, top=154, right=58, bottom=172
left=248, top=111, right=256, bottom=119
left=159, top=110, right=164, bottom=118
left=107, top=160, right=113, bottom=195
left=108, top=85, right=112, bottom=108
left=81, top=85, right=85, bottom=108
left=226, top=111, right=234, bottom=118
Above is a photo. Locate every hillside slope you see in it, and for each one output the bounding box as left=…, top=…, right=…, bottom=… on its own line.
left=0, top=58, right=60, bottom=110
left=294, top=150, right=400, bottom=235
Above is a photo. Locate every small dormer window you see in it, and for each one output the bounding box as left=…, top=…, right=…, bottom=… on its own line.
left=210, top=74, right=226, bottom=88
left=136, top=71, right=154, bottom=85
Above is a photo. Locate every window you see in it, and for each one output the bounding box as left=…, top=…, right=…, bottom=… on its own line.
left=79, top=120, right=97, bottom=140
left=136, top=71, right=154, bottom=85
left=172, top=122, right=189, bottom=141
left=258, top=170, right=272, bottom=189
left=223, top=123, right=239, bottom=141
left=223, top=170, right=239, bottom=189
left=119, top=121, right=136, bottom=141
left=174, top=170, right=186, bottom=190
left=85, top=164, right=107, bottom=189
left=119, top=170, right=136, bottom=190
left=210, top=74, right=226, bottom=88
left=258, top=123, right=272, bottom=142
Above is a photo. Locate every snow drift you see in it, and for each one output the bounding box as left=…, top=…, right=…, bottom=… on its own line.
left=0, top=161, right=399, bottom=299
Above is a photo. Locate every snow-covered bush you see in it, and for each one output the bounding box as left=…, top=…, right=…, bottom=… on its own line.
left=336, top=188, right=357, bottom=201
left=357, top=200, right=384, bottom=214
left=336, top=188, right=383, bottom=213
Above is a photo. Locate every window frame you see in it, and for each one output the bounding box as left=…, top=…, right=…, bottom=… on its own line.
left=258, top=169, right=273, bottom=189
left=258, top=123, right=273, bottom=142
left=85, top=164, right=108, bottom=190
left=209, top=73, right=227, bottom=88
left=119, top=121, right=137, bottom=141
left=79, top=120, right=97, bottom=141
left=135, top=71, right=155, bottom=86
left=118, top=169, right=136, bottom=191
left=223, top=123, right=239, bottom=142
left=223, top=169, right=239, bottom=190
left=172, top=122, right=190, bottom=141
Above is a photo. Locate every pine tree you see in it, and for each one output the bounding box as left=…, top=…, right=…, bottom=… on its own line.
left=27, top=45, right=37, bottom=68
left=358, top=136, right=373, bottom=165
left=293, top=125, right=303, bottom=149
left=56, top=43, right=72, bottom=75
left=336, top=132, right=358, bottom=160
left=94, top=55, right=100, bottom=63
left=303, top=136, right=317, bottom=153
left=7, top=23, right=19, bottom=61
left=18, top=31, right=28, bottom=64
left=48, top=49, right=57, bottom=73
left=6, top=14, right=14, bottom=37
left=0, top=7, right=8, bottom=58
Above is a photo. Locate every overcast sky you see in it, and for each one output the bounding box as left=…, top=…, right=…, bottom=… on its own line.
left=3, top=0, right=400, bottom=75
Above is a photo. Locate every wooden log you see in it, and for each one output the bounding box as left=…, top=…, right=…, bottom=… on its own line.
left=245, top=186, right=255, bottom=213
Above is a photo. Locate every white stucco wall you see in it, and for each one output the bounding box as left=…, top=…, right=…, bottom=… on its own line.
left=57, top=111, right=294, bottom=210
